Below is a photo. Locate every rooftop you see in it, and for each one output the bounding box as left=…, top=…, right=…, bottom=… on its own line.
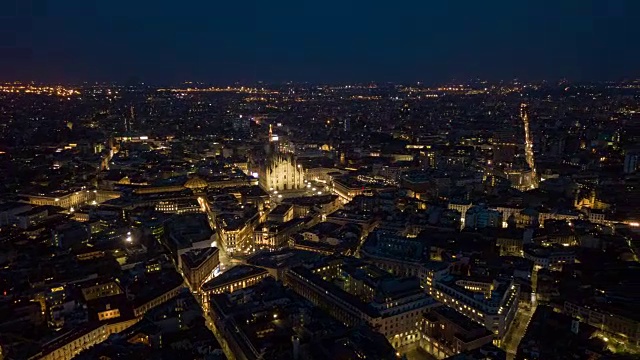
left=201, top=265, right=268, bottom=291
left=180, top=247, right=219, bottom=269
left=269, top=203, right=293, bottom=216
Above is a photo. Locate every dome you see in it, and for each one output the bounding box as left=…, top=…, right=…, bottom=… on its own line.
left=184, top=176, right=208, bottom=189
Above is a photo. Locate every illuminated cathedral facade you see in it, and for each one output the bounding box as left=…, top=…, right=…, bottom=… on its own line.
left=257, top=125, right=305, bottom=192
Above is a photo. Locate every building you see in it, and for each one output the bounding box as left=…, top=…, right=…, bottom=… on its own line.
left=215, top=212, right=258, bottom=255
left=292, top=222, right=362, bottom=256
left=432, top=276, right=519, bottom=343
left=180, top=247, right=220, bottom=290
left=332, top=176, right=370, bottom=203
left=419, top=305, right=494, bottom=358
left=201, top=265, right=269, bottom=307
left=285, top=258, right=437, bottom=350
left=517, top=306, right=613, bottom=360
left=154, top=198, right=202, bottom=214
left=305, top=167, right=347, bottom=184
left=131, top=272, right=184, bottom=317
left=245, top=248, right=324, bottom=281
left=22, top=189, right=94, bottom=210
left=284, top=194, right=341, bottom=218
left=14, top=206, right=50, bottom=229
left=254, top=218, right=308, bottom=251
left=0, top=202, right=32, bottom=226
left=493, top=228, right=529, bottom=257
left=464, top=205, right=502, bottom=230
left=165, top=214, right=217, bottom=264
left=79, top=278, right=123, bottom=301
left=492, top=143, right=518, bottom=165
left=257, top=128, right=305, bottom=192
left=563, top=301, right=640, bottom=347
left=267, top=203, right=294, bottom=223
left=448, top=201, right=473, bottom=222
left=500, top=168, right=535, bottom=192
left=624, top=150, right=639, bottom=174
left=208, top=277, right=397, bottom=360
left=360, top=230, right=451, bottom=294
left=523, top=244, right=575, bottom=271
left=34, top=318, right=139, bottom=360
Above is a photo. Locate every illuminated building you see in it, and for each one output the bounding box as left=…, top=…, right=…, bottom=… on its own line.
left=359, top=231, right=452, bottom=295
left=180, top=247, right=220, bottom=290
left=267, top=203, right=294, bottom=223
left=332, top=176, right=370, bottom=202
left=80, top=279, right=123, bottom=301
left=23, top=189, right=94, bottom=210
left=183, top=176, right=209, bottom=191
left=448, top=201, right=473, bottom=223
left=564, top=301, right=640, bottom=347
left=418, top=305, right=494, bottom=358
left=432, top=276, right=519, bottom=343
left=502, top=168, right=535, bottom=191
left=215, top=212, right=258, bottom=255
left=35, top=319, right=139, bottom=360
left=254, top=218, right=307, bottom=251
left=154, top=198, right=202, bottom=214
left=131, top=276, right=184, bottom=317
left=201, top=265, right=269, bottom=297
left=574, top=188, right=611, bottom=211
left=464, top=205, right=502, bottom=229
left=257, top=125, right=305, bottom=192
left=285, top=258, right=437, bottom=350
left=523, top=244, right=575, bottom=271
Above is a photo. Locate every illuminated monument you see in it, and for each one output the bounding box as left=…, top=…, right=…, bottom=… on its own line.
left=257, top=125, right=305, bottom=192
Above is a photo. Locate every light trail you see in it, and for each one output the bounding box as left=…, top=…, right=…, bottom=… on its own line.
left=521, top=104, right=538, bottom=189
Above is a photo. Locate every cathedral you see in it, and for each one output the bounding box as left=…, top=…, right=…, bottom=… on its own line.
left=257, top=125, right=305, bottom=192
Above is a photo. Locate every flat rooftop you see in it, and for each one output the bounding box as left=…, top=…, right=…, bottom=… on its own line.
left=181, top=247, right=219, bottom=269
left=201, top=265, right=268, bottom=291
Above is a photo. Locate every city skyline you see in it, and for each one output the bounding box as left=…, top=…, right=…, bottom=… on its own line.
left=1, top=2, right=640, bottom=360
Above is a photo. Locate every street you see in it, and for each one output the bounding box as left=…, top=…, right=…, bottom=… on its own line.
left=502, top=305, right=536, bottom=359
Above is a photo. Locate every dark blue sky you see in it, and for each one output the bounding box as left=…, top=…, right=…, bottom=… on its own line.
left=1, top=0, right=639, bottom=84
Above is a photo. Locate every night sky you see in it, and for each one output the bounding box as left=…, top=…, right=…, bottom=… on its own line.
left=1, top=0, right=639, bottom=84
